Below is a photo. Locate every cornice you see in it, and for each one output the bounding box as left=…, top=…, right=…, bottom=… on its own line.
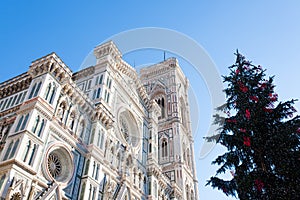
left=0, top=74, right=31, bottom=99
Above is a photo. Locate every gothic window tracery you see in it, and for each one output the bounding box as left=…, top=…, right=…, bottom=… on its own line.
left=23, top=140, right=31, bottom=162
left=10, top=192, right=21, bottom=200
left=28, top=144, right=37, bottom=166
left=44, top=82, right=57, bottom=104
left=48, top=152, right=62, bottom=178
left=3, top=141, right=13, bottom=160
left=15, top=113, right=29, bottom=132
left=28, top=81, right=42, bottom=99
left=32, top=115, right=46, bottom=137
left=8, top=139, right=19, bottom=159
left=45, top=146, right=74, bottom=183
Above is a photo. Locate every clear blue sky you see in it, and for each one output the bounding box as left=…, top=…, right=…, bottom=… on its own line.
left=1, top=1, right=300, bottom=199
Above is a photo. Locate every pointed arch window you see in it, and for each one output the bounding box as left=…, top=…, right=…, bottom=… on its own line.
left=9, top=139, right=20, bottom=159
left=49, top=86, right=56, bottom=104
left=90, top=129, right=95, bottom=144
left=100, top=130, right=104, bottom=149
left=162, top=139, right=168, bottom=157
left=45, top=83, right=57, bottom=104
left=97, top=131, right=101, bottom=147
left=108, top=79, right=112, bottom=89
left=149, top=143, right=152, bottom=153
left=28, top=83, right=37, bottom=99
left=95, top=164, right=100, bottom=180
left=44, top=83, right=52, bottom=100
left=92, top=161, right=96, bottom=178
left=20, top=114, right=29, bottom=131
left=97, top=88, right=101, bottom=99
left=32, top=115, right=40, bottom=133
left=37, top=119, right=45, bottom=137
left=3, top=141, right=13, bottom=160
left=23, top=140, right=31, bottom=162
left=28, top=81, right=42, bottom=99
left=99, top=75, right=103, bottom=84
left=32, top=115, right=45, bottom=137
left=33, top=82, right=42, bottom=97
left=15, top=115, right=24, bottom=132
left=0, top=174, right=6, bottom=192
left=28, top=144, right=37, bottom=166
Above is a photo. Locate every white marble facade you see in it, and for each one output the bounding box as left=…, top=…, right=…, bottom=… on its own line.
left=0, top=41, right=198, bottom=200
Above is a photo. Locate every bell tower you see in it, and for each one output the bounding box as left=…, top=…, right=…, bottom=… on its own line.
left=140, top=58, right=198, bottom=200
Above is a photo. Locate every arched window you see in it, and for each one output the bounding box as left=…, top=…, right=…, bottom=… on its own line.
left=49, top=86, right=56, bottom=104
left=45, top=83, right=57, bottom=104
left=149, top=143, right=152, bottom=153
left=108, top=80, right=112, bottom=89
left=84, top=159, right=90, bottom=175
left=90, top=129, right=95, bottom=144
left=32, top=115, right=40, bottom=133
left=23, top=140, right=31, bottom=162
left=100, top=130, right=104, bottom=149
left=9, top=139, right=19, bottom=159
left=28, top=144, right=37, bottom=166
left=99, top=75, right=103, bottom=84
left=96, top=88, right=101, bottom=99
left=143, top=177, right=147, bottom=193
left=106, top=93, right=110, bottom=103
left=3, top=141, right=13, bottom=160
left=44, top=83, right=52, bottom=100
left=32, top=115, right=45, bottom=137
left=95, top=164, right=100, bottom=180
left=20, top=114, right=29, bottom=130
left=92, top=161, right=96, bottom=177
left=37, top=119, right=45, bottom=137
left=28, top=83, right=37, bottom=99
left=97, top=130, right=101, bottom=147
left=162, top=139, right=168, bottom=158
left=0, top=174, right=6, bottom=192
left=33, top=82, right=42, bottom=97
left=15, top=115, right=24, bottom=132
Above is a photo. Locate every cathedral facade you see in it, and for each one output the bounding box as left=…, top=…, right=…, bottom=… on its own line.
left=0, top=41, right=198, bottom=200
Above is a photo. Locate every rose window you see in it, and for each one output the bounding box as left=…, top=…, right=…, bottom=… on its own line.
left=47, top=153, right=62, bottom=179
left=44, top=145, right=74, bottom=184
left=10, top=193, right=21, bottom=200
left=118, top=109, right=140, bottom=147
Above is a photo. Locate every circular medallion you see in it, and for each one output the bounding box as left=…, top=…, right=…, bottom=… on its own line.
left=44, top=144, right=74, bottom=185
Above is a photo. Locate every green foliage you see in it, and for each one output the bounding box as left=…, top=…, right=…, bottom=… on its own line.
left=206, top=51, right=300, bottom=199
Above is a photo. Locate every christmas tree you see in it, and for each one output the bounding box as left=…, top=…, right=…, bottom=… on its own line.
left=206, top=52, right=300, bottom=199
